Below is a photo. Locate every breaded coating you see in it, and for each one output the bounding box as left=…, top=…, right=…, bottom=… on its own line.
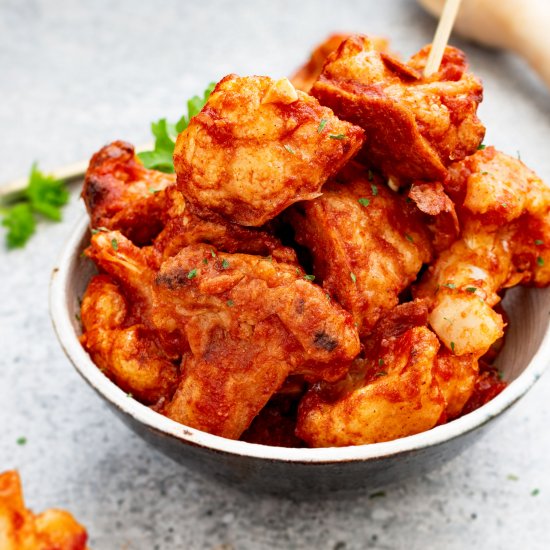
left=0, top=470, right=88, bottom=550
left=288, top=163, right=432, bottom=337
left=433, top=350, right=478, bottom=419
left=80, top=270, right=179, bottom=405
left=296, top=301, right=445, bottom=447
left=291, top=33, right=391, bottom=92
left=311, top=36, right=485, bottom=184
left=173, top=74, right=365, bottom=226
left=154, top=187, right=298, bottom=264
left=416, top=147, right=550, bottom=356
left=154, top=244, right=360, bottom=439
left=408, top=182, right=459, bottom=252
left=82, top=141, right=175, bottom=244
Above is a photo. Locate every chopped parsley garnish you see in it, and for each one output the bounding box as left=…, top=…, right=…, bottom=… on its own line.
left=378, top=358, right=384, bottom=366
left=329, top=134, right=347, bottom=140
left=210, top=249, right=217, bottom=258
left=226, top=299, right=234, bottom=307
left=187, top=268, right=197, bottom=279
left=405, top=233, right=414, bottom=243
left=535, top=239, right=544, bottom=246
left=507, top=474, right=519, bottom=481
left=531, top=488, right=540, bottom=496
left=91, top=226, right=109, bottom=235
left=221, top=259, right=230, bottom=269
left=303, top=274, right=315, bottom=281
left=450, top=341, right=455, bottom=352
left=465, top=287, right=477, bottom=293
left=138, top=82, right=216, bottom=173
left=371, top=183, right=378, bottom=196
left=202, top=258, right=208, bottom=265
left=501, top=203, right=508, bottom=208
left=1, top=163, right=69, bottom=249
left=368, top=170, right=374, bottom=182
left=284, top=144, right=296, bottom=155
left=358, top=197, right=370, bottom=207
left=350, top=272, right=357, bottom=284
left=317, top=119, right=328, bottom=133
left=537, top=257, right=545, bottom=266
left=110, top=238, right=119, bottom=251
left=477, top=143, right=486, bottom=150
left=443, top=283, right=456, bottom=289
left=16, top=437, right=27, bottom=446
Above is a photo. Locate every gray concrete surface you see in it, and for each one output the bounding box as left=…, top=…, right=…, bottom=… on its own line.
left=1, top=1, right=549, bottom=548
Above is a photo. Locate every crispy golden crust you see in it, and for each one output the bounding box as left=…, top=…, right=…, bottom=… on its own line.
left=79, top=273, right=179, bottom=405
left=82, top=141, right=175, bottom=244
left=297, top=301, right=445, bottom=447
left=291, top=33, right=391, bottom=92
left=415, top=148, right=550, bottom=356
left=174, top=74, right=365, bottom=226
left=311, top=36, right=485, bottom=184
left=288, top=163, right=432, bottom=337
left=0, top=471, right=88, bottom=550
left=153, top=244, right=359, bottom=439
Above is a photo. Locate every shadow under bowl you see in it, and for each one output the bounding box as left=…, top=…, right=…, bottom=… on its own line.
left=50, top=216, right=550, bottom=497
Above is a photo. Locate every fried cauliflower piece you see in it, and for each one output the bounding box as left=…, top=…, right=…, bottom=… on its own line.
left=154, top=244, right=360, bottom=439
left=153, top=187, right=298, bottom=263
left=311, top=35, right=485, bottom=184
left=291, top=33, right=391, bottom=92
left=297, top=301, right=445, bottom=447
left=82, top=141, right=175, bottom=244
left=288, top=163, right=432, bottom=337
left=173, top=74, right=365, bottom=226
left=416, top=147, right=550, bottom=356
left=80, top=272, right=179, bottom=405
left=0, top=471, right=88, bottom=550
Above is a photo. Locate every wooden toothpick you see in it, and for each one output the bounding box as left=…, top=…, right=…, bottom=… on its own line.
left=424, top=0, right=463, bottom=77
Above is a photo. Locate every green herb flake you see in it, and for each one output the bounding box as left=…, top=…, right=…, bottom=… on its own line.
left=329, top=134, right=347, bottom=140
left=535, top=240, right=544, bottom=246
left=481, top=171, right=489, bottom=175
left=16, top=437, right=27, bottom=446
left=477, top=144, right=486, bottom=150
left=371, top=183, right=378, bottom=196
left=221, top=259, right=230, bottom=269
left=537, top=257, right=545, bottom=266
left=368, top=170, right=374, bottom=182
left=507, top=474, right=519, bottom=481
left=378, top=358, right=384, bottom=366
left=202, top=258, right=208, bottom=265
left=317, top=119, right=328, bottom=133
left=465, top=287, right=477, bottom=293
left=369, top=491, right=386, bottom=499
left=210, top=249, right=217, bottom=258
left=358, top=197, right=370, bottom=207
left=149, top=187, right=160, bottom=194
left=110, top=238, right=119, bottom=251
left=187, top=268, right=197, bottom=279
left=138, top=82, right=216, bottom=173
left=226, top=299, right=235, bottom=307
left=284, top=144, right=296, bottom=155
left=531, top=488, right=540, bottom=496
left=350, top=272, right=357, bottom=284
left=450, top=341, right=456, bottom=352
left=501, top=202, right=508, bottom=208
left=303, top=274, right=315, bottom=281
left=405, top=233, right=414, bottom=243
left=443, top=283, right=456, bottom=289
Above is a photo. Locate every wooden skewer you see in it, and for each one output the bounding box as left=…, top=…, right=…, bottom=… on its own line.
left=388, top=0, right=462, bottom=190
left=424, top=0, right=463, bottom=77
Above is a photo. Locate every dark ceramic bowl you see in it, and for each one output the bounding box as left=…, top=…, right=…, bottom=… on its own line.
left=50, top=215, right=550, bottom=497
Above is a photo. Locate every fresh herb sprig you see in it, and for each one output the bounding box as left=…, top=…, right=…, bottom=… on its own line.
left=1, top=163, right=69, bottom=249
left=138, top=82, right=216, bottom=173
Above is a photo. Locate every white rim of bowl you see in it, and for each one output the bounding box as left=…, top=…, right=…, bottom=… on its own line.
left=50, top=215, right=550, bottom=464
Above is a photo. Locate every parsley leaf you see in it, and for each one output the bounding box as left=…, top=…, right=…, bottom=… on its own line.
left=329, top=134, right=347, bottom=140
left=358, top=197, right=370, bottom=207
left=1, top=163, right=69, bottom=249
left=138, top=82, right=216, bottom=173
left=317, top=119, right=328, bottom=133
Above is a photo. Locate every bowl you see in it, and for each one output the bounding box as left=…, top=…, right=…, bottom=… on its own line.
left=50, top=214, right=550, bottom=497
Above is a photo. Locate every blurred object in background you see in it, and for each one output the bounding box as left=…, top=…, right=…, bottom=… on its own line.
left=418, top=0, right=550, bottom=90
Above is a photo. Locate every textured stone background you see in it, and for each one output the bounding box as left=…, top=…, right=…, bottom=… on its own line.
left=1, top=1, right=549, bottom=549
